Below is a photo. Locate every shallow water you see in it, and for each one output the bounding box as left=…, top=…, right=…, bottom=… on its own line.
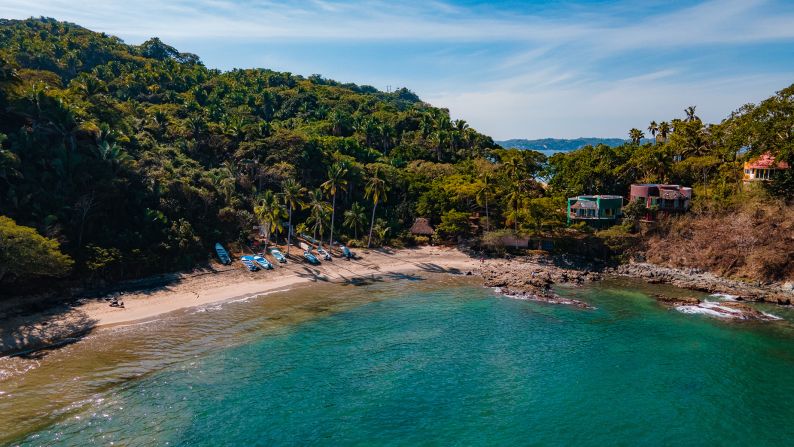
left=2, top=275, right=794, bottom=446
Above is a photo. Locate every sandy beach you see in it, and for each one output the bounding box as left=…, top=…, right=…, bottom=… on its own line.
left=1, top=246, right=478, bottom=356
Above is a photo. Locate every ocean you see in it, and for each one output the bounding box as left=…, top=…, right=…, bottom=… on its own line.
left=2, top=275, right=793, bottom=446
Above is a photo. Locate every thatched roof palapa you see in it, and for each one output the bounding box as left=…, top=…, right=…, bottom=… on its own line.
left=410, top=218, right=435, bottom=235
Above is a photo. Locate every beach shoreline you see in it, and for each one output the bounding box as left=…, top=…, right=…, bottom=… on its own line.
left=4, top=245, right=792, bottom=358
left=0, top=246, right=479, bottom=356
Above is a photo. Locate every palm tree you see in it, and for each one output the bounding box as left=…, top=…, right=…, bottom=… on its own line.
left=505, top=189, right=523, bottom=247
left=329, top=109, right=350, bottom=137
left=502, top=155, right=524, bottom=243
left=94, top=140, right=133, bottom=173
left=254, top=190, right=286, bottom=252
left=658, top=121, right=671, bottom=142
left=343, top=202, right=367, bottom=239
left=0, top=56, right=20, bottom=100
left=209, top=169, right=235, bottom=203
left=629, top=128, right=645, bottom=145
left=684, top=106, right=698, bottom=122
left=365, top=168, right=389, bottom=248
left=321, top=163, right=349, bottom=249
left=419, top=113, right=435, bottom=138
left=432, top=131, right=449, bottom=162
left=373, top=222, right=391, bottom=246
left=476, top=172, right=491, bottom=231
left=187, top=116, right=207, bottom=139
left=306, top=189, right=330, bottom=242
left=281, top=179, right=306, bottom=256
left=647, top=121, right=658, bottom=142
left=0, top=56, right=17, bottom=81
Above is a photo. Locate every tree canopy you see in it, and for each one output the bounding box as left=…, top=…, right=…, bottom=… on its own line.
left=0, top=215, right=74, bottom=282
left=1, top=18, right=791, bottom=292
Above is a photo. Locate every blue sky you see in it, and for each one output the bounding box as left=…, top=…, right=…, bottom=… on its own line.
left=3, top=0, right=794, bottom=139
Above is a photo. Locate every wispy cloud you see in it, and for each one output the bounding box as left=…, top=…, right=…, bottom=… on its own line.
left=6, top=0, right=793, bottom=43
left=2, top=0, right=793, bottom=138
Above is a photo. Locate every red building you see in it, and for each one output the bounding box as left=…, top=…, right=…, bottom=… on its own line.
left=743, top=152, right=790, bottom=185
left=629, top=184, right=692, bottom=221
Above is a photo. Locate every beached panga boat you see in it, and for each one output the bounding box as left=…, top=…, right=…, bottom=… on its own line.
left=341, top=245, right=353, bottom=259
left=269, top=248, right=287, bottom=263
left=317, top=247, right=332, bottom=261
left=253, top=254, right=273, bottom=270
left=215, top=243, right=232, bottom=265
left=303, top=250, right=320, bottom=265
left=240, top=255, right=259, bottom=271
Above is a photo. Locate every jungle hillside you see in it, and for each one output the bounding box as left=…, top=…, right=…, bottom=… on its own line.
left=1, top=18, right=792, bottom=295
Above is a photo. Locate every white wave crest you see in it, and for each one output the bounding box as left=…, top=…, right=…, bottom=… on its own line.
left=675, top=305, right=739, bottom=319
left=709, top=293, right=739, bottom=301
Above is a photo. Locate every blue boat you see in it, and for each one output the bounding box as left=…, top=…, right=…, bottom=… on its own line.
left=253, top=254, right=273, bottom=270
left=240, top=255, right=259, bottom=271
left=341, top=245, right=353, bottom=259
left=303, top=250, right=320, bottom=265
left=215, top=243, right=232, bottom=265
left=270, top=248, right=287, bottom=263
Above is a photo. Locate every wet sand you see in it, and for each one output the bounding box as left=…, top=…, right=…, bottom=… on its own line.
left=0, top=246, right=477, bottom=356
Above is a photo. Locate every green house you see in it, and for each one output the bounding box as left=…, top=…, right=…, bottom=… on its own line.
left=567, top=195, right=623, bottom=227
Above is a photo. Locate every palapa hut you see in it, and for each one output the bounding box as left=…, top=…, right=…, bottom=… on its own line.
left=410, top=217, right=435, bottom=236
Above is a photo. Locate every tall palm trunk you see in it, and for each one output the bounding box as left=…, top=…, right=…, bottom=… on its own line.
left=286, top=205, right=293, bottom=256
left=367, top=201, right=378, bottom=248
left=329, top=193, right=336, bottom=249
left=514, top=202, right=519, bottom=249
left=485, top=192, right=489, bottom=231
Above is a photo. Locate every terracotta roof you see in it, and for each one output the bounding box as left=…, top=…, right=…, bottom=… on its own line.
left=410, top=218, right=435, bottom=235
left=746, top=152, right=790, bottom=170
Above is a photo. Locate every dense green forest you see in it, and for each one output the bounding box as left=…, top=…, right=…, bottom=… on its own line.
left=1, top=18, right=792, bottom=291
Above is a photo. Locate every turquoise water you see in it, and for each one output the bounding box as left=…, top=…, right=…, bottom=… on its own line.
left=3, top=277, right=794, bottom=446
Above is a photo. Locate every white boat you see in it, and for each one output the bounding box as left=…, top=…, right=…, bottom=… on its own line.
left=270, top=248, right=287, bottom=263
left=253, top=255, right=273, bottom=270
left=317, top=247, right=332, bottom=261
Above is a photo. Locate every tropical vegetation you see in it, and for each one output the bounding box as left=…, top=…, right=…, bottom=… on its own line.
left=0, top=18, right=791, bottom=293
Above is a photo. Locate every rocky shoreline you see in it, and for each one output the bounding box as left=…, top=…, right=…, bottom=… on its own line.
left=612, top=262, right=793, bottom=305
left=652, top=294, right=783, bottom=321
left=480, top=255, right=602, bottom=308
left=479, top=256, right=793, bottom=317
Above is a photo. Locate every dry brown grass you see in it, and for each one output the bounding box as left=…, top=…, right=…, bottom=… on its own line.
left=643, top=198, right=794, bottom=282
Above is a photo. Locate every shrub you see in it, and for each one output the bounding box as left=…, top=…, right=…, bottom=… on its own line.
left=596, top=223, right=640, bottom=261
left=346, top=239, right=365, bottom=248
left=436, top=209, right=471, bottom=241
left=388, top=238, right=405, bottom=249
left=0, top=216, right=74, bottom=282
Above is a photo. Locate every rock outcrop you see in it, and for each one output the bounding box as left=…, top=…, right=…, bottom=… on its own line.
left=613, top=262, right=793, bottom=304
left=481, top=255, right=601, bottom=308
left=652, top=293, right=782, bottom=321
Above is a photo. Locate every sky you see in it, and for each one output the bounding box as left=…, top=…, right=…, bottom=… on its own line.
left=2, top=0, right=794, bottom=140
